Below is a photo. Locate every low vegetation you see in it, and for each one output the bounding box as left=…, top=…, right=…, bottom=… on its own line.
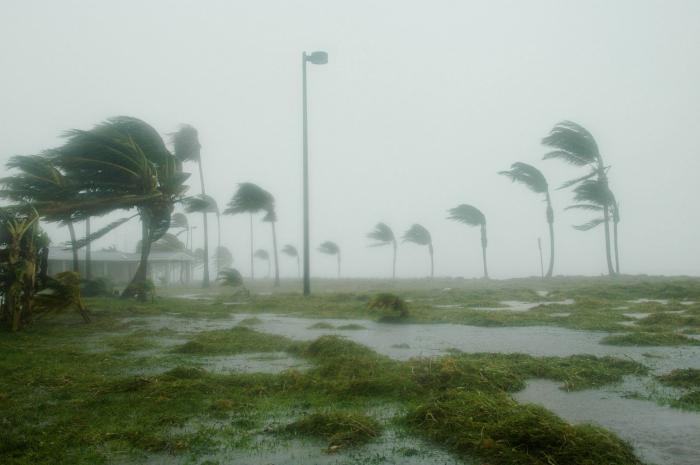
left=280, top=411, right=382, bottom=451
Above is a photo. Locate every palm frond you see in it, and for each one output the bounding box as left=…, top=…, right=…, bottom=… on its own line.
left=281, top=244, right=298, bottom=257
left=253, top=249, right=269, bottom=260
left=447, top=204, right=485, bottom=227
left=69, top=215, right=138, bottom=250
left=571, top=179, right=615, bottom=207
left=498, top=162, right=548, bottom=194
left=223, top=183, right=273, bottom=216
left=170, top=212, right=189, bottom=230
left=402, top=224, right=431, bottom=245
left=367, top=222, right=395, bottom=247
left=542, top=120, right=600, bottom=166
left=564, top=203, right=603, bottom=212
left=170, top=124, right=201, bottom=162
left=183, top=194, right=218, bottom=214
left=558, top=170, right=598, bottom=190
left=318, top=241, right=340, bottom=256
left=217, top=268, right=244, bottom=287
left=573, top=218, right=605, bottom=231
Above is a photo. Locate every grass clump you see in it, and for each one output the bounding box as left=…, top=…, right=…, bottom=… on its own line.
left=337, top=324, right=366, bottom=330
left=172, top=326, right=292, bottom=355
left=281, top=411, right=381, bottom=452
left=238, top=317, right=262, bottom=326
left=601, top=331, right=700, bottom=346
left=368, top=293, right=408, bottom=321
left=308, top=322, right=335, bottom=329
left=404, top=390, right=643, bottom=465
left=656, top=368, right=700, bottom=410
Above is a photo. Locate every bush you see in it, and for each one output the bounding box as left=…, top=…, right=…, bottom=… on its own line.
left=81, top=277, right=115, bottom=297
left=367, top=293, right=408, bottom=320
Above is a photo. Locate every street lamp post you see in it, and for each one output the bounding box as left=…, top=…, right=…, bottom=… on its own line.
left=302, top=50, right=328, bottom=296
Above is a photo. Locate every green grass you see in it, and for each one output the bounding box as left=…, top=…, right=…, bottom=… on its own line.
left=279, top=411, right=382, bottom=451
left=601, top=331, right=700, bottom=346
left=656, top=368, right=700, bottom=411
left=172, top=326, right=291, bottom=355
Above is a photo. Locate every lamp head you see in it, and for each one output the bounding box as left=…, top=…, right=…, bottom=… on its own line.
left=306, top=51, right=328, bottom=65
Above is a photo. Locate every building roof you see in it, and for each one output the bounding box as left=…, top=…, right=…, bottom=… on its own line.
left=47, top=247, right=194, bottom=263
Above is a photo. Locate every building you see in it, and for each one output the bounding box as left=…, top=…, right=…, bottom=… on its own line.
left=46, top=247, right=194, bottom=285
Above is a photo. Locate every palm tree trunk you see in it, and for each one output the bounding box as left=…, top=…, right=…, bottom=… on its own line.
left=271, top=221, right=280, bottom=287
left=602, top=205, right=615, bottom=276
left=428, top=243, right=434, bottom=279
left=480, top=224, right=489, bottom=279
left=392, top=240, right=397, bottom=280
left=197, top=158, right=210, bottom=288
left=613, top=216, right=620, bottom=275
left=67, top=220, right=79, bottom=273
left=85, top=217, right=92, bottom=280
left=249, top=214, right=255, bottom=280
left=545, top=195, right=554, bottom=278
left=216, top=212, right=221, bottom=275
left=122, top=215, right=152, bottom=301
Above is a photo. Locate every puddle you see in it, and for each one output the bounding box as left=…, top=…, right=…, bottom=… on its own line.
left=175, top=293, right=214, bottom=301
left=515, top=379, right=700, bottom=465
left=474, top=299, right=574, bottom=312
left=629, top=299, right=669, bottom=305
left=199, top=352, right=310, bottom=374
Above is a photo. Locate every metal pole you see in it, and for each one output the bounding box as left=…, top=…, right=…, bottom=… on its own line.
left=302, top=52, right=311, bottom=296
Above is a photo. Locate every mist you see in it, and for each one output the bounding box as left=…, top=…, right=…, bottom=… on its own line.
left=2, top=0, right=699, bottom=279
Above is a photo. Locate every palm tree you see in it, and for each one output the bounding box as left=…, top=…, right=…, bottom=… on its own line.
left=253, top=249, right=271, bottom=278
left=217, top=267, right=244, bottom=288
left=318, top=241, right=341, bottom=278
left=0, top=155, right=81, bottom=272
left=367, top=222, right=397, bottom=279
left=49, top=116, right=191, bottom=299
left=171, top=126, right=209, bottom=285
left=183, top=194, right=220, bottom=283
left=213, top=245, right=233, bottom=270
left=498, top=162, right=555, bottom=277
left=402, top=224, right=434, bottom=278
left=223, top=183, right=273, bottom=280
left=263, top=207, right=281, bottom=287
left=447, top=204, right=489, bottom=279
left=282, top=244, right=300, bottom=277
left=542, top=121, right=618, bottom=275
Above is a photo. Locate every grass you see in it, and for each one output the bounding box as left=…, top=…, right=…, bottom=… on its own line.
left=601, top=331, right=700, bottom=346
left=280, top=411, right=382, bottom=451
left=656, top=368, right=700, bottom=411
left=4, top=276, right=700, bottom=464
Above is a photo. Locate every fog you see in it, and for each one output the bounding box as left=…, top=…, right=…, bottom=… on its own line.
left=2, top=0, right=699, bottom=279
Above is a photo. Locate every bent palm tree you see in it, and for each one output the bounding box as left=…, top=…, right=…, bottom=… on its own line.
left=402, top=224, right=434, bottom=278
left=254, top=249, right=271, bottom=278
left=367, top=222, right=397, bottom=279
left=498, top=162, right=555, bottom=277
left=542, top=121, right=618, bottom=275
left=447, top=204, right=489, bottom=279
left=318, top=241, right=341, bottom=278
left=282, top=244, right=300, bottom=277
left=172, top=126, right=209, bottom=285
left=263, top=207, right=281, bottom=287
left=223, top=183, right=273, bottom=280
left=183, top=194, right=220, bottom=282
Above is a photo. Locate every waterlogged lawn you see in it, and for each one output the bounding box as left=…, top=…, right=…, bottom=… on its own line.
left=2, top=276, right=700, bottom=465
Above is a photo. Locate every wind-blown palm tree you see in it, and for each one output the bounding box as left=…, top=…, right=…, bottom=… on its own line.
left=223, top=183, right=274, bottom=280
left=263, top=207, right=281, bottom=287
left=447, top=204, right=489, bottom=279
left=172, top=126, right=209, bottom=284
left=0, top=155, right=81, bottom=272
left=253, top=249, right=271, bottom=278
left=498, top=162, right=555, bottom=277
left=318, top=241, right=341, bottom=278
left=183, top=194, right=220, bottom=283
left=217, top=267, right=244, bottom=288
left=282, top=244, right=300, bottom=277
left=49, top=116, right=191, bottom=299
left=213, top=245, right=233, bottom=270
left=402, top=224, right=434, bottom=278
left=565, top=179, right=620, bottom=270
left=367, top=222, right=397, bottom=279
left=542, top=121, right=619, bottom=275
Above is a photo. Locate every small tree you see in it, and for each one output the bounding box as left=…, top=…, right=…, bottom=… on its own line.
left=318, top=241, right=341, bottom=278
left=402, top=224, right=434, bottom=278
left=254, top=249, right=271, bottom=278
left=367, top=222, right=398, bottom=279
left=282, top=244, right=300, bottom=277
left=447, top=204, right=489, bottom=279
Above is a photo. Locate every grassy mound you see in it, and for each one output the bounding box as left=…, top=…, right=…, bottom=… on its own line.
left=601, top=331, right=700, bottom=346
left=657, top=368, right=700, bottom=389
left=308, top=322, right=335, bottom=329
left=172, top=326, right=292, bottom=355
left=281, top=411, right=381, bottom=451
left=367, top=293, right=408, bottom=320
left=405, top=390, right=643, bottom=465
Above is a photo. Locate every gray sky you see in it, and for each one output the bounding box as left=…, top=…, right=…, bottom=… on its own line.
left=2, top=0, right=699, bottom=279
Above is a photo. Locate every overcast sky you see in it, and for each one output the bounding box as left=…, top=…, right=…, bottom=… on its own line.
left=1, top=0, right=699, bottom=279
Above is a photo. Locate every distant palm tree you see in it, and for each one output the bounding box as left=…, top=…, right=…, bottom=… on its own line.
left=499, top=162, right=555, bottom=277
left=212, top=245, right=233, bottom=270
left=170, top=212, right=189, bottom=245
left=318, top=241, right=341, bottom=278
left=367, top=222, right=398, bottom=279
left=263, top=208, right=281, bottom=287
left=224, top=183, right=273, bottom=280
left=542, top=121, right=619, bottom=275
left=447, top=204, right=489, bottom=279
left=402, top=224, right=434, bottom=278
left=254, top=249, right=271, bottom=278
left=282, top=244, right=300, bottom=277
left=565, top=178, right=620, bottom=270
left=171, top=125, right=209, bottom=285
left=184, top=194, right=220, bottom=282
